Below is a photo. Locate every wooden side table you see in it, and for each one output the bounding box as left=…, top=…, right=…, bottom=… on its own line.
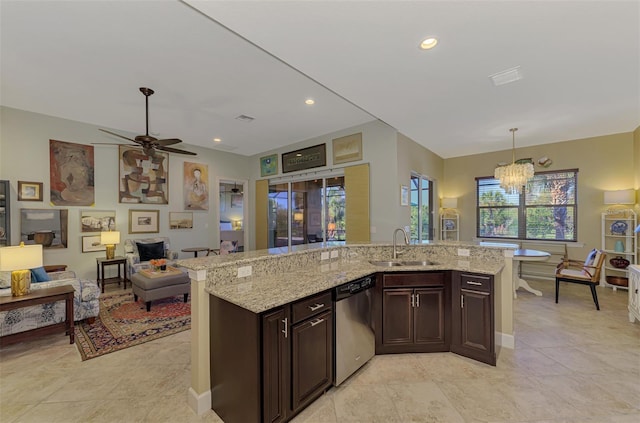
left=96, top=256, right=128, bottom=293
left=0, top=285, right=75, bottom=346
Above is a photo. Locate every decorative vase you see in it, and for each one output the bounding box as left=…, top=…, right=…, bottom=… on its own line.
left=614, top=240, right=625, bottom=253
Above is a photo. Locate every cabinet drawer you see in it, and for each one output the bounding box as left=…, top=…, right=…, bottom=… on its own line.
left=383, top=272, right=444, bottom=288
left=460, top=273, right=491, bottom=293
left=292, top=291, right=332, bottom=324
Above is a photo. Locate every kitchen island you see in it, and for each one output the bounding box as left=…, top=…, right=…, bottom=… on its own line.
left=177, top=242, right=515, bottom=419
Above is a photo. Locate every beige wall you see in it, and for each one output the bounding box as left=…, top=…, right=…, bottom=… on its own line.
left=444, top=132, right=635, bottom=260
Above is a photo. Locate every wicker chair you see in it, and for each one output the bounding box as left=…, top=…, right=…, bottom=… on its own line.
left=555, top=249, right=606, bottom=310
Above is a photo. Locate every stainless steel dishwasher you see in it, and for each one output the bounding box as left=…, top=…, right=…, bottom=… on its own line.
left=333, top=274, right=375, bottom=386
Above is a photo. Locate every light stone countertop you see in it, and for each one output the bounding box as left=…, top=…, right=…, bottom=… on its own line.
left=202, top=255, right=504, bottom=314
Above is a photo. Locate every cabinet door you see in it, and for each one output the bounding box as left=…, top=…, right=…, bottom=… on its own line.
left=291, top=309, right=333, bottom=412
left=382, top=288, right=413, bottom=346
left=262, top=308, right=290, bottom=423
left=460, top=289, right=492, bottom=354
left=414, top=288, right=446, bottom=347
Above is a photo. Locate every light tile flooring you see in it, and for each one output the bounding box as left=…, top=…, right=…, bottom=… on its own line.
left=1, top=279, right=639, bottom=422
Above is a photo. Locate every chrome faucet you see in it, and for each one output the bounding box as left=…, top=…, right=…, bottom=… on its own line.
left=393, top=228, right=409, bottom=259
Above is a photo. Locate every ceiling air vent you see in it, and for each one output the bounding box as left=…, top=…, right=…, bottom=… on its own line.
left=489, top=66, right=523, bottom=86
left=235, top=114, right=255, bottom=123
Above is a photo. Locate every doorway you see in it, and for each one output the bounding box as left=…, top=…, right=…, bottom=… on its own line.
left=219, top=180, right=247, bottom=253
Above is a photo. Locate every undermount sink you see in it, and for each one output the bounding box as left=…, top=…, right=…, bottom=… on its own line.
left=368, top=260, right=436, bottom=267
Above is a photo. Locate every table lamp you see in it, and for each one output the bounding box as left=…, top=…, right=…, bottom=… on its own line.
left=101, top=230, right=120, bottom=260
left=0, top=242, right=43, bottom=296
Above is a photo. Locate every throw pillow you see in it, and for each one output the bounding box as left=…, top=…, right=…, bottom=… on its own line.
left=584, top=248, right=597, bottom=266
left=137, top=241, right=165, bottom=262
left=30, top=266, right=52, bottom=282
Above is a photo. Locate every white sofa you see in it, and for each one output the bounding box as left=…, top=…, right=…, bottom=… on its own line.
left=0, top=270, right=100, bottom=337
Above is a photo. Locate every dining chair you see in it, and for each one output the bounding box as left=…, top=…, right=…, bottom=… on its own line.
left=555, top=249, right=606, bottom=310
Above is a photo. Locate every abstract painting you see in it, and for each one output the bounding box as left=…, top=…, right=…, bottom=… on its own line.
left=49, top=139, right=95, bottom=206
left=119, top=145, right=168, bottom=204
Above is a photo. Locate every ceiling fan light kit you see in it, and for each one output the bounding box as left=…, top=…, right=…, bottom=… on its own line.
left=98, top=87, right=196, bottom=156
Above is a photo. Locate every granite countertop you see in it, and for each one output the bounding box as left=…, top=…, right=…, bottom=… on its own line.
left=205, top=256, right=504, bottom=314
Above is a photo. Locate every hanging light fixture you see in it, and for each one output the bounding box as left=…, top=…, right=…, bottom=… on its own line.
left=494, top=128, right=534, bottom=194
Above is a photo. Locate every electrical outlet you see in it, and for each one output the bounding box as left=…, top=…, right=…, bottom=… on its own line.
left=370, top=226, right=377, bottom=234
left=404, top=225, right=410, bottom=233
left=330, top=250, right=339, bottom=259
left=237, top=266, right=252, bottom=278
left=457, top=248, right=470, bottom=257
left=321, top=251, right=330, bottom=260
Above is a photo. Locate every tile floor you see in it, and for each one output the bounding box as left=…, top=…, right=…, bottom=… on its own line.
left=1, top=279, right=638, bottom=423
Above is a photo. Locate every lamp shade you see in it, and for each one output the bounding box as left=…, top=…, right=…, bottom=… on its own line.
left=100, top=231, right=120, bottom=245
left=441, top=198, right=458, bottom=209
left=0, top=243, right=43, bottom=271
left=603, top=189, right=635, bottom=205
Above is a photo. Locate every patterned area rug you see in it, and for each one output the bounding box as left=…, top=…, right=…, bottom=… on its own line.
left=74, top=290, right=190, bottom=360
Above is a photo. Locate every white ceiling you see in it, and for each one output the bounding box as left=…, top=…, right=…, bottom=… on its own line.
left=2, top=0, right=638, bottom=159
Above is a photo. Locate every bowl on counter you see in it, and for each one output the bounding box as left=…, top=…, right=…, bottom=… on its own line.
left=605, top=276, right=628, bottom=287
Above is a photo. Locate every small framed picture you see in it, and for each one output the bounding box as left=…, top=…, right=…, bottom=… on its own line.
left=400, top=185, right=409, bottom=206
left=169, top=212, right=193, bottom=229
left=129, top=209, right=159, bottom=234
left=18, top=181, right=43, bottom=201
left=332, top=132, right=362, bottom=164
left=82, top=235, right=105, bottom=253
left=260, top=154, right=278, bottom=177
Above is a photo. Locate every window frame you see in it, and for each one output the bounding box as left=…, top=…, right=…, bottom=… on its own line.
left=476, top=168, right=578, bottom=242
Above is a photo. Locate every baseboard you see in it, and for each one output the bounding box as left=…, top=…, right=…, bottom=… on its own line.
left=188, top=387, right=211, bottom=415
left=496, top=331, right=515, bottom=349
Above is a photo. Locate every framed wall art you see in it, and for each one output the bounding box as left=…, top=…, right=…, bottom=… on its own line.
left=260, top=154, right=278, bottom=177
left=332, top=132, right=362, bottom=164
left=49, top=139, right=95, bottom=206
left=129, top=209, right=159, bottom=234
left=80, top=209, right=116, bottom=233
left=20, top=208, right=68, bottom=249
left=183, top=162, right=209, bottom=210
left=119, top=145, right=169, bottom=204
left=169, top=212, right=193, bottom=229
left=400, top=185, right=409, bottom=206
left=282, top=144, right=326, bottom=173
left=17, top=181, right=43, bottom=201
left=82, top=235, right=106, bottom=253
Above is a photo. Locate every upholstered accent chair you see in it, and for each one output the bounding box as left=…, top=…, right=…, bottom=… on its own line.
left=124, top=237, right=179, bottom=276
left=555, top=249, right=606, bottom=310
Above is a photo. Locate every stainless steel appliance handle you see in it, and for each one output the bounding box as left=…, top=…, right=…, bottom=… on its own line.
left=309, top=318, right=324, bottom=327
left=282, top=317, right=288, bottom=338
left=308, top=303, right=325, bottom=311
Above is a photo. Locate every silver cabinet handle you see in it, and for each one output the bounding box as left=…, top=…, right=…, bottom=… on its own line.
left=309, top=318, right=324, bottom=327
left=308, top=303, right=325, bottom=311
left=416, top=293, right=420, bottom=307
left=282, top=317, right=288, bottom=338
left=466, top=281, right=482, bottom=286
left=461, top=294, right=464, bottom=308
left=411, top=294, right=415, bottom=307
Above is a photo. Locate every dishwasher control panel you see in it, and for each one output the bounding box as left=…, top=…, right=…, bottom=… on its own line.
left=334, top=275, right=375, bottom=300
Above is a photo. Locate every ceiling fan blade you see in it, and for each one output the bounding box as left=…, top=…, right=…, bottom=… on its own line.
left=156, top=145, right=197, bottom=156
left=155, top=138, right=182, bottom=146
left=99, top=128, right=137, bottom=143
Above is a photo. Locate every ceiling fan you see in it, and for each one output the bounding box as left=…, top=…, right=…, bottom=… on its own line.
left=98, top=87, right=196, bottom=156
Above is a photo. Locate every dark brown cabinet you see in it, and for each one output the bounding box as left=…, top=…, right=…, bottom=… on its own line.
left=376, top=272, right=450, bottom=354
left=451, top=271, right=496, bottom=365
left=210, top=290, right=333, bottom=423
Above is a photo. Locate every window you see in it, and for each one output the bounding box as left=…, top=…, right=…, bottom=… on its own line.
left=410, top=174, right=434, bottom=242
left=477, top=169, right=578, bottom=241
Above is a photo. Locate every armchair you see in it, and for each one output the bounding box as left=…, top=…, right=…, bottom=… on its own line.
left=124, top=237, right=179, bottom=276
left=555, top=249, right=606, bottom=310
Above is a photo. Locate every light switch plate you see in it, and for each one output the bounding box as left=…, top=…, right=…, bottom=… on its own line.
left=237, top=266, right=252, bottom=278
left=330, top=250, right=339, bottom=259
left=458, top=248, right=470, bottom=257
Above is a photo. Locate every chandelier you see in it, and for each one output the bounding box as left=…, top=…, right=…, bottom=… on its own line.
left=494, top=128, right=534, bottom=194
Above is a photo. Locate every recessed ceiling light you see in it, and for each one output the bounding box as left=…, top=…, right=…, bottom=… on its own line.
left=305, top=98, right=315, bottom=105
left=213, top=138, right=221, bottom=143
left=419, top=37, right=438, bottom=50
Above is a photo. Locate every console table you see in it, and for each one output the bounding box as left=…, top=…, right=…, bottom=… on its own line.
left=0, top=285, right=75, bottom=346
